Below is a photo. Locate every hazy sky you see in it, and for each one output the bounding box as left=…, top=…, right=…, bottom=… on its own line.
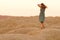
left=0, top=0, right=60, bottom=17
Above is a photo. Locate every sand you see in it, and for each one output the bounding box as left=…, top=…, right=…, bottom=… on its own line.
left=0, top=16, right=60, bottom=40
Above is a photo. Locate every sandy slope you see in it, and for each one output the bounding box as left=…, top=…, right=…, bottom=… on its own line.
left=0, top=16, right=60, bottom=40
left=0, top=29, right=60, bottom=40
left=0, top=34, right=33, bottom=40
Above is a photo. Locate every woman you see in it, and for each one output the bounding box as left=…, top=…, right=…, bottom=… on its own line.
left=37, top=3, right=47, bottom=29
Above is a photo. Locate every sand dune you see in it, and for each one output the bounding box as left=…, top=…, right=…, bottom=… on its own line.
left=0, top=16, right=60, bottom=40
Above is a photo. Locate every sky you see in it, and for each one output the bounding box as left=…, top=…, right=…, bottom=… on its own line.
left=0, top=0, right=60, bottom=17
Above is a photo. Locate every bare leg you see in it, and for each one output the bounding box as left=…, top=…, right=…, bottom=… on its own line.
left=40, top=23, right=45, bottom=29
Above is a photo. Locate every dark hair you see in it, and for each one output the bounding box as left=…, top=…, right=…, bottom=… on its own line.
left=41, top=3, right=45, bottom=6
left=40, top=3, right=46, bottom=9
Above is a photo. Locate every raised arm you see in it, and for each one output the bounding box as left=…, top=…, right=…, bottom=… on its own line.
left=37, top=4, right=41, bottom=8
left=37, top=4, right=47, bottom=8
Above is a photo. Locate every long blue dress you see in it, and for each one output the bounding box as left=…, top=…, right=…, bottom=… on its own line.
left=39, top=8, right=45, bottom=22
